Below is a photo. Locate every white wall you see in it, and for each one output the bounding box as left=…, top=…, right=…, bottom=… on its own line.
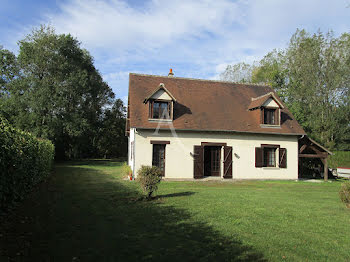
left=133, top=129, right=299, bottom=180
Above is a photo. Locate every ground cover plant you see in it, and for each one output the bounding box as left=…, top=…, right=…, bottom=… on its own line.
left=0, top=160, right=349, bottom=261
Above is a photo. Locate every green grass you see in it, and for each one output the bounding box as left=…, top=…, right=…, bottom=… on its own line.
left=1, top=160, right=350, bottom=261
left=329, top=151, right=350, bottom=169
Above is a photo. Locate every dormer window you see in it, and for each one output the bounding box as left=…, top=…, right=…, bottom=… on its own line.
left=248, top=92, right=284, bottom=127
left=144, top=83, right=176, bottom=121
left=263, top=108, right=277, bottom=125
left=150, top=100, right=171, bottom=119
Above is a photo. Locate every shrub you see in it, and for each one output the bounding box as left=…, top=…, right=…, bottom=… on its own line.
left=0, top=117, right=55, bottom=211
left=339, top=181, right=350, bottom=208
left=122, top=162, right=132, bottom=178
left=136, top=165, right=162, bottom=199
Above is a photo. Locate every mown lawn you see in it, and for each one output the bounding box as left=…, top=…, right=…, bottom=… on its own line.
left=1, top=160, right=349, bottom=261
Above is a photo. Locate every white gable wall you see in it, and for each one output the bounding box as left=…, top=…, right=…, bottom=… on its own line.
left=263, top=98, right=279, bottom=108
left=133, top=129, right=299, bottom=180
left=151, top=89, right=172, bottom=100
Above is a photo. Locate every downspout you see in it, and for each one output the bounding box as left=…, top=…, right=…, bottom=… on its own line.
left=133, top=128, right=136, bottom=178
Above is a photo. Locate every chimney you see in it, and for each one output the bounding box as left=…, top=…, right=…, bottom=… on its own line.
left=168, top=68, right=174, bottom=77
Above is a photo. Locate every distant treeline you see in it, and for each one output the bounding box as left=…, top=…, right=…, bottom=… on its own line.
left=0, top=25, right=127, bottom=160
left=220, top=29, right=350, bottom=151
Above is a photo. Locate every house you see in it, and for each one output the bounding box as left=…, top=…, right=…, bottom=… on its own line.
left=127, top=70, right=309, bottom=180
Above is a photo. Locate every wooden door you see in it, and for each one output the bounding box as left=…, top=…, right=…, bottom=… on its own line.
left=152, top=144, right=165, bottom=176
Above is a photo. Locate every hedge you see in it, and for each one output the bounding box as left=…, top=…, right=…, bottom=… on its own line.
left=0, top=117, right=55, bottom=211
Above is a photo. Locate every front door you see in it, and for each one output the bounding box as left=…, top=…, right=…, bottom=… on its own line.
left=204, top=146, right=221, bottom=176
left=152, top=144, right=165, bottom=176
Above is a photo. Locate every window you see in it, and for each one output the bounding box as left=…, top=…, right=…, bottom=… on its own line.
left=152, top=144, right=165, bottom=176
left=263, top=108, right=276, bottom=125
left=150, top=101, right=171, bottom=119
left=255, top=145, right=287, bottom=168
left=263, top=147, right=276, bottom=167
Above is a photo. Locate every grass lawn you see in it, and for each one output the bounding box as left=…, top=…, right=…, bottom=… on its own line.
left=1, top=160, right=350, bottom=261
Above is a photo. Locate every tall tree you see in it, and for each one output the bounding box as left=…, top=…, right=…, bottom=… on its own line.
left=220, top=29, right=350, bottom=150
left=219, top=62, right=255, bottom=83
left=0, top=46, right=18, bottom=99
left=97, top=99, right=127, bottom=158
left=1, top=26, right=117, bottom=159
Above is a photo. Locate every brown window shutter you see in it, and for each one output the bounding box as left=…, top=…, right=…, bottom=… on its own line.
left=275, top=109, right=279, bottom=125
left=279, top=148, right=287, bottom=168
left=193, top=145, right=204, bottom=179
left=223, top=146, right=233, bottom=178
left=255, top=147, right=263, bottom=167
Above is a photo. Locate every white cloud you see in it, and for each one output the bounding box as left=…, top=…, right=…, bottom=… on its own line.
left=46, top=0, right=242, bottom=51
left=6, top=0, right=349, bottom=100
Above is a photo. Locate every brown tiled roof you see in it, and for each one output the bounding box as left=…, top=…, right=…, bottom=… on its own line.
left=128, top=73, right=305, bottom=135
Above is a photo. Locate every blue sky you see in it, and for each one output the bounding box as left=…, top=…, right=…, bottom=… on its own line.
left=1, top=0, right=349, bottom=103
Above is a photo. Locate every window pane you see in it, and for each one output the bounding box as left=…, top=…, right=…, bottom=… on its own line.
left=263, top=148, right=276, bottom=167
left=153, top=102, right=160, bottom=118
left=160, top=102, right=169, bottom=119
left=264, top=109, right=276, bottom=125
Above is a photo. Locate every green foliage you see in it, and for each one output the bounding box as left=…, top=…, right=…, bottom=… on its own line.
left=328, top=151, right=350, bottom=169
left=221, top=29, right=350, bottom=150
left=219, top=62, right=256, bottom=83
left=0, top=25, right=126, bottom=160
left=136, top=165, right=162, bottom=199
left=0, top=46, right=18, bottom=99
left=97, top=99, right=127, bottom=158
left=339, top=181, right=350, bottom=208
left=0, top=117, right=55, bottom=211
left=121, top=162, right=132, bottom=178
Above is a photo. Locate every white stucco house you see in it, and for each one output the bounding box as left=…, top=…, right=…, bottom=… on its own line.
left=126, top=70, right=308, bottom=180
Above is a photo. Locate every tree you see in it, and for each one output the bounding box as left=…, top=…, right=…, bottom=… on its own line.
left=220, top=29, right=350, bottom=150
left=0, top=46, right=19, bottom=115
left=97, top=99, right=128, bottom=158
left=1, top=25, right=117, bottom=159
left=219, top=62, right=256, bottom=83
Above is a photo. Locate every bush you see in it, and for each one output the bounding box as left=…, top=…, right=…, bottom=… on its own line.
left=0, top=117, right=55, bottom=211
left=136, top=165, right=162, bottom=199
left=122, top=162, right=132, bottom=178
left=339, top=181, right=350, bottom=208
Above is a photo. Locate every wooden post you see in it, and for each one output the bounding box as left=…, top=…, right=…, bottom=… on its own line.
left=323, top=157, right=328, bottom=182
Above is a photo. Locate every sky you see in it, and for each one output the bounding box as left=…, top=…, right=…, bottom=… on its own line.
left=1, top=0, right=349, bottom=103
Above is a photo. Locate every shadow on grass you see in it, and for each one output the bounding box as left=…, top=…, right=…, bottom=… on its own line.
left=0, top=164, right=266, bottom=261
left=57, top=159, right=126, bottom=167
left=156, top=191, right=196, bottom=198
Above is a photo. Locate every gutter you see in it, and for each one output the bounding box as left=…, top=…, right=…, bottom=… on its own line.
left=132, top=127, right=306, bottom=137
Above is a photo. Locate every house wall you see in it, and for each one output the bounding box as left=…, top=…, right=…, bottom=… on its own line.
left=133, top=129, right=299, bottom=180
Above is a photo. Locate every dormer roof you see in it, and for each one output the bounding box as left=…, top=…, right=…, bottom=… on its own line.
left=248, top=92, right=284, bottom=110
left=143, top=83, right=177, bottom=103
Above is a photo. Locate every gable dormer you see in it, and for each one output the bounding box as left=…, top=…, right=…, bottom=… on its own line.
left=248, top=92, right=284, bottom=126
left=144, top=83, right=176, bottom=121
